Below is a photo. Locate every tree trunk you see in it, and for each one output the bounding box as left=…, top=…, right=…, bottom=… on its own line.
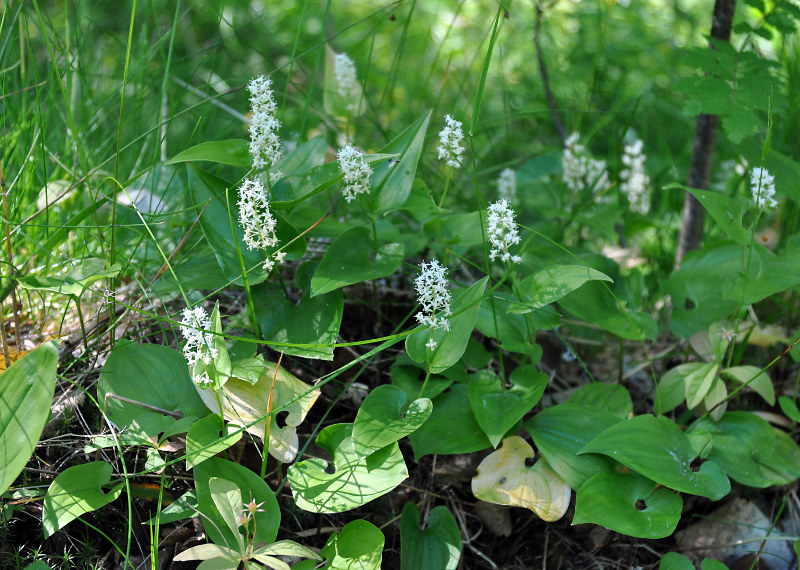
left=675, top=0, right=738, bottom=267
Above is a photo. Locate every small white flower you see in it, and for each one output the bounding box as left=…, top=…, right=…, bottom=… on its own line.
left=337, top=144, right=373, bottom=202
left=180, top=307, right=219, bottom=385
left=620, top=139, right=650, bottom=214
left=721, top=328, right=735, bottom=343
left=238, top=179, right=281, bottom=271
left=334, top=53, right=360, bottom=112
left=437, top=114, right=465, bottom=168
left=735, top=156, right=749, bottom=177
left=487, top=199, right=522, bottom=264
left=497, top=168, right=517, bottom=203
left=562, top=132, right=609, bottom=197
left=247, top=75, right=283, bottom=180
left=750, top=167, right=777, bottom=209
left=414, top=259, right=452, bottom=332
left=425, top=337, right=438, bottom=351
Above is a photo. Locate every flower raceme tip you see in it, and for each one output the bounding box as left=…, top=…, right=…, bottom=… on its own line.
left=414, top=259, right=452, bottom=350
left=337, top=144, right=373, bottom=202
left=487, top=199, right=522, bottom=264
left=437, top=114, right=465, bottom=169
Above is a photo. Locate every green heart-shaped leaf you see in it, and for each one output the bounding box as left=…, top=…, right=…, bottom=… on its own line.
left=287, top=423, right=407, bottom=513
left=471, top=436, right=570, bottom=522
left=321, top=520, right=384, bottom=570
left=468, top=366, right=547, bottom=448
left=524, top=404, right=621, bottom=490
left=574, top=471, right=682, bottom=539
left=580, top=414, right=730, bottom=500
left=400, top=503, right=461, bottom=570
left=43, top=462, right=124, bottom=538
left=352, top=385, right=432, bottom=458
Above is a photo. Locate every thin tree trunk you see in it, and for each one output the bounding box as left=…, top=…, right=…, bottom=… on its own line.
left=675, top=0, right=737, bottom=267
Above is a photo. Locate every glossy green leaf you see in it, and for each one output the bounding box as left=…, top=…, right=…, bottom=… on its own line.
left=400, top=503, right=461, bottom=570
left=687, top=187, right=752, bottom=245
left=367, top=110, right=432, bottom=215
left=655, top=363, right=704, bottom=414
left=166, top=139, right=250, bottom=167
left=321, top=520, right=384, bottom=570
left=409, top=384, right=492, bottom=459
left=758, top=428, right=800, bottom=485
left=144, top=490, right=198, bottom=525
left=684, top=362, right=719, bottom=409
left=18, top=259, right=121, bottom=297
left=659, top=552, right=694, bottom=570
left=252, top=540, right=321, bottom=567
left=720, top=365, right=775, bottom=405
left=0, top=341, right=59, bottom=496
left=475, top=293, right=540, bottom=357
left=288, top=423, right=407, bottom=513
left=194, top=458, right=280, bottom=547
left=310, top=226, right=405, bottom=297
left=688, top=412, right=777, bottom=487
left=352, top=385, right=432, bottom=458
left=97, top=340, right=206, bottom=438
left=574, top=471, right=682, bottom=539
left=566, top=383, right=632, bottom=418
left=524, top=404, right=621, bottom=490
left=406, top=277, right=488, bottom=374
left=779, top=395, right=800, bottom=422
left=468, top=367, right=547, bottom=448
left=254, top=280, right=343, bottom=360
left=517, top=264, right=612, bottom=310
left=558, top=281, right=657, bottom=341
left=42, top=462, right=123, bottom=538
left=208, top=478, right=246, bottom=551
left=580, top=415, right=731, bottom=500
left=400, top=178, right=445, bottom=222
left=185, top=415, right=243, bottom=469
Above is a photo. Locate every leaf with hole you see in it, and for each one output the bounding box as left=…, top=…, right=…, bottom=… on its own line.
left=42, top=462, right=124, bottom=538
left=400, top=503, right=461, bottom=570
left=580, top=414, right=730, bottom=500
left=288, top=423, right=407, bottom=513
left=352, top=385, right=432, bottom=458
left=196, top=358, right=319, bottom=463
left=468, top=367, right=547, bottom=448
left=321, top=519, right=384, bottom=570
left=0, top=341, right=58, bottom=496
left=471, top=436, right=570, bottom=522
left=574, top=471, right=682, bottom=539
left=524, top=404, right=621, bottom=490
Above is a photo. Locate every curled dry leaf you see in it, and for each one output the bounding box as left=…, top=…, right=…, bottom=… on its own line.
left=471, top=436, right=570, bottom=522
left=196, top=359, right=320, bottom=463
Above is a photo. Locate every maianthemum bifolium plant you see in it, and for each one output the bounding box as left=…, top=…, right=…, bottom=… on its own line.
left=3, top=1, right=800, bottom=569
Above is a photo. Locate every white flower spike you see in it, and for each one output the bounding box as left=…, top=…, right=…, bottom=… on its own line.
left=750, top=167, right=777, bottom=209
left=247, top=75, right=283, bottom=181
left=497, top=168, right=517, bottom=203
left=487, top=199, right=522, bottom=264
left=562, top=132, right=609, bottom=196
left=620, top=139, right=650, bottom=214
left=334, top=53, right=360, bottom=112
left=414, top=259, right=452, bottom=338
left=337, top=144, right=373, bottom=202
left=437, top=114, right=465, bottom=168
left=238, top=178, right=280, bottom=271
left=180, top=306, right=218, bottom=388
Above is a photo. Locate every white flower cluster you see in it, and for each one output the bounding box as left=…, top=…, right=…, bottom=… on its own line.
left=562, top=132, right=609, bottom=196
left=337, top=144, right=373, bottom=202
left=487, top=199, right=522, bottom=263
left=238, top=178, right=283, bottom=271
left=750, top=167, right=777, bottom=209
left=620, top=139, right=650, bottom=214
left=180, top=306, right=218, bottom=388
left=497, top=168, right=517, bottom=203
left=247, top=76, right=283, bottom=181
left=437, top=114, right=465, bottom=168
left=415, top=260, right=452, bottom=349
left=334, top=53, right=360, bottom=112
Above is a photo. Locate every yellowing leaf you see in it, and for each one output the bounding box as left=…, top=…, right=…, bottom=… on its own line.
left=0, top=347, right=31, bottom=373
left=471, top=436, right=570, bottom=522
left=196, top=359, right=320, bottom=463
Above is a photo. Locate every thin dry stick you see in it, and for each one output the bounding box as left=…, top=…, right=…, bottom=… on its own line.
left=0, top=163, right=21, bottom=349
